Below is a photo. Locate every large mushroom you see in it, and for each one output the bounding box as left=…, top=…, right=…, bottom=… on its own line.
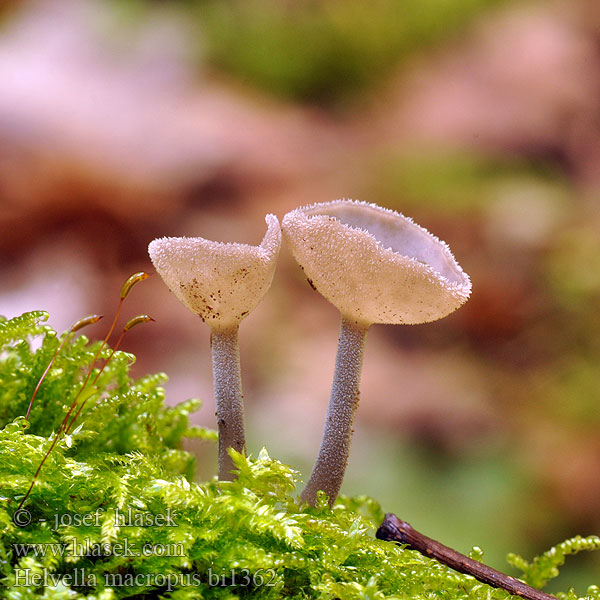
left=148, top=215, right=281, bottom=480
left=282, top=200, right=471, bottom=506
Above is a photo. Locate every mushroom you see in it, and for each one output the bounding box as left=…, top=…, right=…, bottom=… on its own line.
left=148, top=215, right=281, bottom=480
left=282, top=200, right=471, bottom=506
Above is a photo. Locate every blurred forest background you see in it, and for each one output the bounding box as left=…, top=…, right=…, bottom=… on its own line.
left=1, top=0, right=600, bottom=592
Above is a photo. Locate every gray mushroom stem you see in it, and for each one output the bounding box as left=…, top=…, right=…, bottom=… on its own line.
left=210, top=325, right=246, bottom=480
left=301, top=316, right=369, bottom=506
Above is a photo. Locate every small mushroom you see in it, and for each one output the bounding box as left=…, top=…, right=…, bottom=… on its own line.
left=148, top=214, right=281, bottom=480
left=282, top=200, right=471, bottom=505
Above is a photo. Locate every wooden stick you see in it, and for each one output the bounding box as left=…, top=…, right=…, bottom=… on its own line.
left=376, top=513, right=557, bottom=600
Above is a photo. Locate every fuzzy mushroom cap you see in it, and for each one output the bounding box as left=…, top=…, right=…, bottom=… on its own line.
left=282, top=200, right=471, bottom=326
left=148, top=214, right=281, bottom=329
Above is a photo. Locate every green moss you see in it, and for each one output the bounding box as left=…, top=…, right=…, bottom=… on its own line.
left=0, top=311, right=597, bottom=598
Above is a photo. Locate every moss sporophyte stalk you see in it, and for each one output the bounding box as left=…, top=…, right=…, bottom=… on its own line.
left=1, top=201, right=599, bottom=599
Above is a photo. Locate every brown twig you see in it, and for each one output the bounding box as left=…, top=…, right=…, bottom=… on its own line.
left=376, top=513, right=557, bottom=600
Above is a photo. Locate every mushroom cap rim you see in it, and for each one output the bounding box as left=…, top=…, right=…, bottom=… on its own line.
left=283, top=199, right=471, bottom=296
left=148, top=213, right=280, bottom=257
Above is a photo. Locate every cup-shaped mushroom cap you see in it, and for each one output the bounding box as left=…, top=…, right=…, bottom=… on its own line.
left=282, top=200, right=471, bottom=326
left=148, top=214, right=281, bottom=329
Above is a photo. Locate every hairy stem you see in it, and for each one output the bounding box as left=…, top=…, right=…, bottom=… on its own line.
left=211, top=325, right=246, bottom=480
left=301, top=317, right=369, bottom=506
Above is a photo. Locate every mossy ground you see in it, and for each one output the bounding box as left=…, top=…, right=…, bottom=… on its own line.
left=0, top=311, right=598, bottom=599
